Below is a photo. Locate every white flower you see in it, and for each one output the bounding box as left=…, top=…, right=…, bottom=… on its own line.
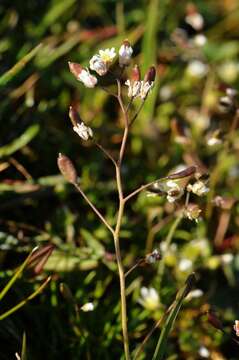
left=89, top=48, right=116, bottom=76
left=207, top=137, right=222, bottom=146
left=119, top=41, right=133, bottom=66
left=138, top=287, right=159, bottom=310
left=125, top=80, right=141, bottom=98
left=165, top=180, right=184, bottom=203
left=185, top=13, right=204, bottom=31
left=184, top=204, right=201, bottom=222
left=187, top=60, right=208, bottom=78
left=193, top=34, right=207, bottom=47
left=145, top=249, right=161, bottom=264
left=187, top=181, right=209, bottom=196
left=99, top=48, right=116, bottom=62
left=140, top=81, right=154, bottom=99
left=179, top=258, right=193, bottom=272
left=221, top=253, right=233, bottom=265
left=186, top=289, right=203, bottom=300
left=198, top=346, right=210, bottom=358
left=78, top=68, right=98, bottom=88
left=80, top=302, right=94, bottom=312
left=89, top=55, right=108, bottom=76
left=15, top=354, right=21, bottom=360
left=234, top=320, right=239, bottom=336
left=73, top=122, right=93, bottom=140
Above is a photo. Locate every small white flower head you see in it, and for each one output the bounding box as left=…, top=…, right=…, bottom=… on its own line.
left=184, top=203, right=202, bottom=222
left=185, top=12, right=204, bottom=31
left=234, top=320, right=239, bottom=337
left=145, top=249, right=161, bottom=264
left=89, top=48, right=116, bottom=76
left=221, top=253, right=233, bottom=265
left=80, top=302, right=94, bottom=312
left=207, top=137, right=222, bottom=147
left=198, top=346, right=210, bottom=358
left=140, top=81, right=154, bottom=100
left=119, top=40, right=133, bottom=67
left=68, top=62, right=97, bottom=88
left=165, top=180, right=184, bottom=203
left=187, top=180, right=209, bottom=196
left=73, top=122, right=93, bottom=141
left=187, top=60, right=208, bottom=78
left=193, top=34, right=207, bottom=47
left=186, top=289, right=203, bottom=300
left=178, top=258, right=193, bottom=272
left=125, top=80, right=141, bottom=98
left=138, top=287, right=159, bottom=311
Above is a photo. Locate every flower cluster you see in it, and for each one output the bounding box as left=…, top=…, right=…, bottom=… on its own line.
left=125, top=65, right=156, bottom=100
left=69, top=40, right=134, bottom=88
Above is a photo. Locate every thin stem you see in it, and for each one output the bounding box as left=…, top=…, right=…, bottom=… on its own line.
left=124, top=178, right=167, bottom=203
left=125, top=259, right=144, bottom=278
left=94, top=141, right=117, bottom=167
left=112, top=78, right=131, bottom=359
left=129, top=100, right=145, bottom=127
left=100, top=85, right=117, bottom=98
left=74, top=183, right=114, bottom=235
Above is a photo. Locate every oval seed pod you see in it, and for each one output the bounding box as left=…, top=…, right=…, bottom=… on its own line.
left=144, top=65, right=156, bottom=83
left=68, top=62, right=83, bottom=79
left=131, top=64, right=141, bottom=82
left=57, top=153, right=78, bottom=184
left=167, top=166, right=197, bottom=180
left=69, top=105, right=81, bottom=127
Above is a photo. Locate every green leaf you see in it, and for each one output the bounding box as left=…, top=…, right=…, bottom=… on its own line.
left=0, top=124, right=39, bottom=158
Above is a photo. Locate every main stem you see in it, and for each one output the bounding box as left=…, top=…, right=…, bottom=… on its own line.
left=114, top=79, right=130, bottom=359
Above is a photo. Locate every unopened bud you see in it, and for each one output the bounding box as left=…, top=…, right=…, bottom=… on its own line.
left=131, top=65, right=141, bottom=82
left=144, top=66, right=156, bottom=83
left=57, top=153, right=78, bottom=184
left=119, top=40, right=133, bottom=67
left=68, top=62, right=83, bottom=79
left=167, top=166, right=197, bottom=180
left=27, top=244, right=55, bottom=275
left=145, top=249, right=161, bottom=264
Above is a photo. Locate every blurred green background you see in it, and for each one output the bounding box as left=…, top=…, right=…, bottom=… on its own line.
left=1, top=0, right=239, bottom=359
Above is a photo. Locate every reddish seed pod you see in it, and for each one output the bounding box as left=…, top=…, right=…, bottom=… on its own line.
left=68, top=62, right=82, bottom=79
left=131, top=65, right=141, bottom=82
left=69, top=106, right=81, bottom=127
left=57, top=153, right=78, bottom=184
left=144, top=66, right=156, bottom=83
left=167, top=166, right=197, bottom=180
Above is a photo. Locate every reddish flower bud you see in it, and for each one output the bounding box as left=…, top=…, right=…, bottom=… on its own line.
left=131, top=65, right=141, bottom=82
left=144, top=66, right=156, bottom=83
left=27, top=244, right=55, bottom=275
left=57, top=153, right=78, bottom=184
left=68, top=62, right=83, bottom=79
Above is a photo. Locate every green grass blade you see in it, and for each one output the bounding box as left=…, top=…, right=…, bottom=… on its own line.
left=0, top=248, right=37, bottom=302
left=0, top=43, right=42, bottom=87
left=0, top=276, right=51, bottom=321
left=21, top=332, right=27, bottom=360
left=152, top=273, right=196, bottom=360
left=0, top=124, right=39, bottom=158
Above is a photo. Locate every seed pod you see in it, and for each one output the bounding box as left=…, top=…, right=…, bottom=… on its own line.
left=131, top=64, right=141, bottom=82
left=144, top=66, right=156, bottom=83
left=57, top=153, right=78, bottom=184
left=167, top=166, right=197, bottom=180
left=69, top=105, right=81, bottom=127
left=68, top=62, right=83, bottom=79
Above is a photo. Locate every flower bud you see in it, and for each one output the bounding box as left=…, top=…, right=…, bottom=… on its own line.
left=144, top=66, right=156, bottom=83
left=119, top=40, right=133, bottom=67
left=68, top=62, right=83, bottom=79
left=131, top=65, right=141, bottom=82
left=57, top=153, right=78, bottom=184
